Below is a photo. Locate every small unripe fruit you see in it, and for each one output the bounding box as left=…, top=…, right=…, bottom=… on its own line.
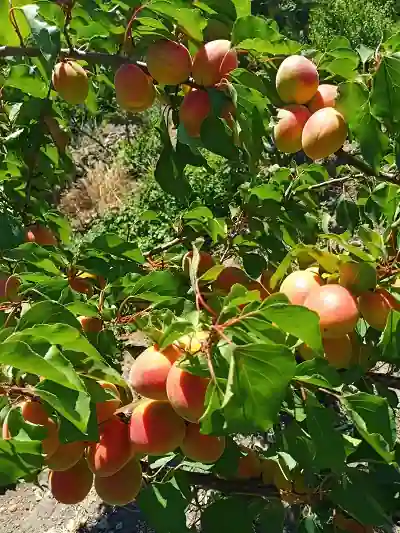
left=359, top=289, right=400, bottom=331
left=279, top=270, right=322, bottom=306
left=274, top=105, right=311, bottom=153
left=276, top=55, right=319, bottom=104
left=95, top=458, right=142, bottom=506
left=52, top=61, right=89, bottom=105
left=304, top=284, right=359, bottom=338
left=147, top=39, right=192, bottom=85
left=307, top=84, right=338, bottom=113
left=114, top=64, right=156, bottom=112
left=339, top=261, right=377, bottom=295
left=192, top=39, right=238, bottom=87
left=302, top=107, right=347, bottom=160
left=181, top=423, right=225, bottom=463
left=25, top=224, right=57, bottom=246
left=49, top=458, right=93, bottom=504
left=79, top=316, right=103, bottom=334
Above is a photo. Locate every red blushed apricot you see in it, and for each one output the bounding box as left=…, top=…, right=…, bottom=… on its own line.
left=96, top=382, right=121, bottom=424
left=192, top=39, right=238, bottom=87
left=302, top=107, right=347, bottom=160
left=359, top=289, right=400, bottom=331
left=46, top=440, right=85, bottom=471
left=49, top=458, right=93, bottom=504
left=25, top=224, right=57, bottom=246
left=246, top=281, right=269, bottom=301
left=183, top=251, right=215, bottom=277
left=274, top=105, right=311, bottom=153
left=147, top=39, right=192, bottom=85
left=95, top=458, right=142, bottom=506
left=307, top=84, right=338, bottom=113
left=214, top=266, right=249, bottom=294
left=279, top=270, right=322, bottom=306
left=79, top=316, right=103, bottom=334
left=52, top=61, right=89, bottom=105
left=304, top=284, right=359, bottom=338
left=129, top=345, right=182, bottom=401
left=87, top=416, right=134, bottom=477
left=299, top=335, right=354, bottom=369
left=114, top=64, right=156, bottom=112
left=237, top=448, right=262, bottom=479
left=166, top=363, right=209, bottom=423
left=181, top=423, right=225, bottom=463
left=68, top=277, right=93, bottom=296
left=276, top=55, right=319, bottom=105
left=129, top=399, right=186, bottom=455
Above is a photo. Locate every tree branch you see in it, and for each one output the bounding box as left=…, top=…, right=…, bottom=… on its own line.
left=367, top=371, right=400, bottom=390
left=336, top=149, right=399, bottom=184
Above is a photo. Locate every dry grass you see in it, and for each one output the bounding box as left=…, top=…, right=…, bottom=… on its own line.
left=59, top=161, right=136, bottom=230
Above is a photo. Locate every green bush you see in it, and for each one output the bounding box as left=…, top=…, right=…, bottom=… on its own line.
left=309, top=0, right=397, bottom=49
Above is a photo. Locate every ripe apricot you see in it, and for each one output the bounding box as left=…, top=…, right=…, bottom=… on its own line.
left=68, top=277, right=93, bottom=296
left=300, top=334, right=355, bottom=368
left=237, top=448, right=262, bottom=479
left=339, top=261, right=377, bottom=295
left=192, top=39, right=238, bottom=87
left=180, top=423, right=225, bottom=463
left=147, top=39, right=192, bottom=85
left=302, top=107, right=347, bottom=160
left=25, top=224, right=57, bottom=246
left=183, top=251, right=215, bottom=277
left=274, top=105, right=311, bottom=153
left=49, top=458, right=93, bottom=504
left=114, top=64, right=155, bottom=112
left=304, top=284, right=359, bottom=338
left=22, top=400, right=49, bottom=425
left=79, top=316, right=103, bottom=334
left=96, top=382, right=121, bottom=424
left=95, top=457, right=142, bottom=506
left=308, top=84, right=338, bottom=113
left=129, top=399, right=186, bottom=455
left=129, top=345, right=182, bottom=401
left=46, top=440, right=85, bottom=471
left=359, top=288, right=400, bottom=331
left=214, top=266, right=249, bottom=294
left=276, top=55, right=319, bottom=105
left=0, top=275, right=21, bottom=302
left=166, top=362, right=210, bottom=422
left=87, top=416, right=134, bottom=477
left=52, top=61, right=89, bottom=105
left=279, top=270, right=322, bottom=306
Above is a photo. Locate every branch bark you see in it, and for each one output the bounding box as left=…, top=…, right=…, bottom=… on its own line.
left=336, top=149, right=399, bottom=184
left=367, top=371, right=400, bottom=390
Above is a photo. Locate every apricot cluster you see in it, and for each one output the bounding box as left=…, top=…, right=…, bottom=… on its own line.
left=274, top=55, right=347, bottom=160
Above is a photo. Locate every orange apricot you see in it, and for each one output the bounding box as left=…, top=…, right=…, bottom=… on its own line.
left=339, top=261, right=377, bottom=295
left=180, top=423, right=225, bottom=463
left=49, top=458, right=93, bottom=504
left=237, top=448, right=262, bottom=479
left=304, top=284, right=359, bottom=338
left=68, top=277, right=93, bottom=296
left=0, top=275, right=21, bottom=302
left=46, top=440, right=85, bottom=471
left=359, top=289, right=400, bottom=331
left=147, top=39, right=192, bottom=85
left=276, top=55, right=319, bottom=105
left=52, top=61, right=89, bottom=105
left=79, top=316, right=103, bottom=334
left=25, top=224, right=57, bottom=246
left=307, top=84, right=338, bottom=113
left=299, top=334, right=354, bottom=368
left=96, top=382, right=121, bottom=424
left=274, top=105, right=311, bottom=153
left=183, top=251, right=215, bottom=277
left=214, top=266, right=249, bottom=294
left=279, top=270, right=322, bottom=306
left=114, top=64, right=156, bottom=112
left=95, top=457, right=142, bottom=506
left=302, top=107, right=347, bottom=160
left=129, top=399, right=186, bottom=455
left=192, top=39, right=238, bottom=87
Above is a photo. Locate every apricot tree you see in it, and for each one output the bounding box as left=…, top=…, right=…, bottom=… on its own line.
left=0, top=0, right=400, bottom=532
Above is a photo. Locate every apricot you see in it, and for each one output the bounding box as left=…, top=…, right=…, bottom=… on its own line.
left=261, top=459, right=291, bottom=491
left=302, top=107, right=347, bottom=160
left=68, top=276, right=93, bottom=296
left=214, top=266, right=249, bottom=294
left=96, top=382, right=121, bottom=424
left=114, top=64, right=156, bottom=112
left=308, top=84, right=338, bottom=113
left=25, top=224, right=57, bottom=246
left=52, top=61, right=89, bottom=105
left=147, top=39, right=192, bottom=85
left=192, top=39, right=238, bottom=87
left=22, top=400, right=49, bottom=425
left=358, top=289, right=400, bottom=331
left=79, top=316, right=103, bottom=334
left=46, top=440, right=85, bottom=471
left=180, top=423, right=225, bottom=463
left=304, top=284, right=359, bottom=338
left=129, top=399, right=186, bottom=455
left=246, top=280, right=269, bottom=301
left=166, top=362, right=210, bottom=422
left=175, top=331, right=209, bottom=354
left=279, top=270, right=322, bottom=306
left=276, top=55, right=319, bottom=105
left=44, top=115, right=69, bottom=153
left=49, top=458, right=93, bottom=504
left=0, top=275, right=21, bottom=302
left=87, top=416, right=134, bottom=477
left=183, top=251, right=215, bottom=277
left=129, top=345, right=182, bottom=401
left=237, top=448, right=262, bottom=479
left=95, top=457, right=142, bottom=506
left=300, top=334, right=354, bottom=368
left=339, top=261, right=377, bottom=295
left=274, top=105, right=311, bottom=153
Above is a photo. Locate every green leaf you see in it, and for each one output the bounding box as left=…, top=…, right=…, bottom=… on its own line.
left=200, top=116, right=239, bottom=160
left=0, top=214, right=24, bottom=250
left=342, top=393, right=396, bottom=463
left=258, top=500, right=285, bottom=533
left=0, top=439, right=43, bottom=487
left=379, top=309, right=400, bottom=364
left=371, top=53, right=400, bottom=126
left=6, top=65, right=48, bottom=98
left=222, top=343, right=296, bottom=431
left=201, top=497, right=255, bottom=533
left=231, top=0, right=250, bottom=18
left=158, top=321, right=194, bottom=350
left=17, top=301, right=80, bottom=330
left=295, top=358, right=342, bottom=389
left=305, top=394, right=346, bottom=473
left=0, top=0, right=31, bottom=46
left=21, top=4, right=60, bottom=61
left=148, top=2, right=206, bottom=41
left=155, top=143, right=193, bottom=201
left=89, top=233, right=145, bottom=263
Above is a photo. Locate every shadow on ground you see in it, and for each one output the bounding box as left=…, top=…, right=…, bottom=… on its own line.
left=77, top=502, right=154, bottom=533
